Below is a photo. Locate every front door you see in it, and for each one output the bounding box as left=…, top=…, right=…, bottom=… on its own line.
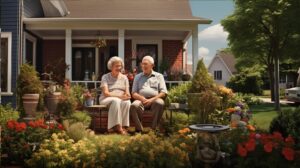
left=136, top=44, right=158, bottom=71
left=72, top=47, right=96, bottom=80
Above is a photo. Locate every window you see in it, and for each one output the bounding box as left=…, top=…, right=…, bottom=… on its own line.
left=24, top=32, right=36, bottom=66
left=214, top=70, right=222, bottom=80
left=72, top=47, right=96, bottom=80
left=0, top=32, right=12, bottom=94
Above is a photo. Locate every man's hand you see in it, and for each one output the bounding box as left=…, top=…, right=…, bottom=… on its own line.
left=142, top=97, right=155, bottom=107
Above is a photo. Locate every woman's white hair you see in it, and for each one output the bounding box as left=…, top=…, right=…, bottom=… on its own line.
left=107, top=56, right=124, bottom=70
left=142, top=55, right=155, bottom=65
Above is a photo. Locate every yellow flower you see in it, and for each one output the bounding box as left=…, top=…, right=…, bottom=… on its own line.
left=148, top=150, right=155, bottom=161
left=99, top=153, right=106, bottom=161
left=179, top=143, right=187, bottom=149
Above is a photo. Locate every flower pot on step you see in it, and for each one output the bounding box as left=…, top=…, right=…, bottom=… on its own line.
left=22, top=93, right=40, bottom=118
left=45, top=92, right=61, bottom=115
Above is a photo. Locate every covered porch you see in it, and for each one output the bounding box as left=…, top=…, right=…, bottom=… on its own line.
left=23, top=19, right=207, bottom=87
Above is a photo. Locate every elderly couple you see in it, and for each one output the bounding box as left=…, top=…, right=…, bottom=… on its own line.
left=99, top=56, right=167, bottom=134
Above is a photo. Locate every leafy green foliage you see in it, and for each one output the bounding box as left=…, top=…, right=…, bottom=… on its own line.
left=0, top=104, right=19, bottom=127
left=270, top=107, right=300, bottom=142
left=17, top=64, right=43, bottom=95
left=65, top=111, right=92, bottom=128
left=188, top=91, right=221, bottom=124
left=227, top=66, right=264, bottom=95
left=166, top=82, right=191, bottom=105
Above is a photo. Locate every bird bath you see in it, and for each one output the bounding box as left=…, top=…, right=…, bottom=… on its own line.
left=189, top=124, right=230, bottom=168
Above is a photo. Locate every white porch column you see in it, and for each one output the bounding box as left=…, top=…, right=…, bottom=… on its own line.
left=65, top=29, right=72, bottom=80
left=183, top=41, right=188, bottom=73
left=118, top=29, right=125, bottom=63
left=192, top=26, right=199, bottom=74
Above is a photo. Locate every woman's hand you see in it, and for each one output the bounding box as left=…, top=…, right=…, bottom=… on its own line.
left=119, top=93, right=131, bottom=100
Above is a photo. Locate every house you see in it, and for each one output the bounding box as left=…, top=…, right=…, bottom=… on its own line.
left=0, top=0, right=211, bottom=107
left=208, top=51, right=237, bottom=86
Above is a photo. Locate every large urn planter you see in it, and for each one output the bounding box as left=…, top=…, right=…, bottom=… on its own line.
left=45, top=92, right=61, bottom=115
left=22, top=93, right=40, bottom=118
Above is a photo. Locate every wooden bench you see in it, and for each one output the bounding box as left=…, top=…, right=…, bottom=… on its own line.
left=85, top=105, right=157, bottom=133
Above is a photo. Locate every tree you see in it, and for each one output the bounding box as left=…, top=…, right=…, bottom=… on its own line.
left=222, top=0, right=300, bottom=111
left=227, top=65, right=264, bottom=95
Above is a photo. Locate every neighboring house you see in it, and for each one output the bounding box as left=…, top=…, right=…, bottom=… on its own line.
left=0, top=0, right=211, bottom=107
left=208, top=51, right=237, bottom=86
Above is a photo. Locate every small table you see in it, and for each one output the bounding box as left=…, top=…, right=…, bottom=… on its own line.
left=168, top=103, right=190, bottom=125
left=85, top=105, right=107, bottom=131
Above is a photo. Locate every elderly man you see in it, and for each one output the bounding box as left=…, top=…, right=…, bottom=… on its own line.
left=130, top=56, right=168, bottom=132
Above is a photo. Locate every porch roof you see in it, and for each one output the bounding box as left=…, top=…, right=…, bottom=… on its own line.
left=25, top=0, right=211, bottom=24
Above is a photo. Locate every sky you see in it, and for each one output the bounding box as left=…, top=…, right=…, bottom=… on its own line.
left=188, top=0, right=234, bottom=66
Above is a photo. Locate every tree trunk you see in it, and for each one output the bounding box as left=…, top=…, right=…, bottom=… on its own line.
left=274, top=55, right=281, bottom=111
left=267, top=65, right=275, bottom=101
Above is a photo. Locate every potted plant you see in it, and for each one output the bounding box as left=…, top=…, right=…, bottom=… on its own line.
left=42, top=72, right=62, bottom=116
left=83, top=89, right=95, bottom=107
left=17, top=64, right=43, bottom=118
left=181, top=72, right=191, bottom=81
left=45, top=82, right=62, bottom=116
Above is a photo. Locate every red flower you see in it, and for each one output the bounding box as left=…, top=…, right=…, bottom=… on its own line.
left=245, top=138, right=256, bottom=152
left=40, top=124, right=48, bottom=129
left=264, top=142, right=273, bottom=153
left=15, top=122, right=27, bottom=132
left=272, top=132, right=284, bottom=142
left=7, top=120, right=16, bottom=129
left=249, top=132, right=256, bottom=139
left=285, top=136, right=295, bottom=146
left=57, top=124, right=64, bottom=130
left=237, top=144, right=247, bottom=157
left=49, top=123, right=55, bottom=129
left=28, top=121, right=37, bottom=128
left=35, top=119, right=45, bottom=127
left=282, top=147, right=295, bottom=161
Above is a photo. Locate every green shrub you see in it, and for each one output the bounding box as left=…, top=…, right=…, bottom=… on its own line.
left=63, top=121, right=89, bottom=142
left=188, top=90, right=221, bottom=124
left=65, top=111, right=91, bottom=128
left=0, top=104, right=19, bottom=127
left=234, top=93, right=263, bottom=105
left=187, top=60, right=221, bottom=124
left=71, top=85, right=85, bottom=106
left=269, top=108, right=300, bottom=142
left=189, top=59, right=215, bottom=93
left=227, top=66, right=263, bottom=95
left=166, top=82, right=191, bottom=105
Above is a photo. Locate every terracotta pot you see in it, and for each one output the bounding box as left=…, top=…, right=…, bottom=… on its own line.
left=45, top=92, right=61, bottom=115
left=22, top=94, right=40, bottom=117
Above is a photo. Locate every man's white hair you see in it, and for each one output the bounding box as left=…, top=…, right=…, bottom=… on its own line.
left=142, top=56, right=155, bottom=65
left=107, top=56, right=124, bottom=70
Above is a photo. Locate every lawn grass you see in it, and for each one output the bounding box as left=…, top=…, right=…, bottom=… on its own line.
left=250, top=103, right=295, bottom=131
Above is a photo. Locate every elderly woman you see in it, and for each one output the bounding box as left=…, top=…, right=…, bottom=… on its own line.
left=99, top=56, right=131, bottom=134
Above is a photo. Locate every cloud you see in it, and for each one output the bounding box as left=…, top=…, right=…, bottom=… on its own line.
left=199, top=47, right=210, bottom=58
left=198, top=24, right=228, bottom=42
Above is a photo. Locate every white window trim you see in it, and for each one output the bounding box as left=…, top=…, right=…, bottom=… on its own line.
left=132, top=39, right=162, bottom=70
left=1, top=32, right=13, bottom=95
left=214, top=70, right=222, bottom=81
left=71, top=44, right=99, bottom=81
left=24, top=32, right=37, bottom=67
